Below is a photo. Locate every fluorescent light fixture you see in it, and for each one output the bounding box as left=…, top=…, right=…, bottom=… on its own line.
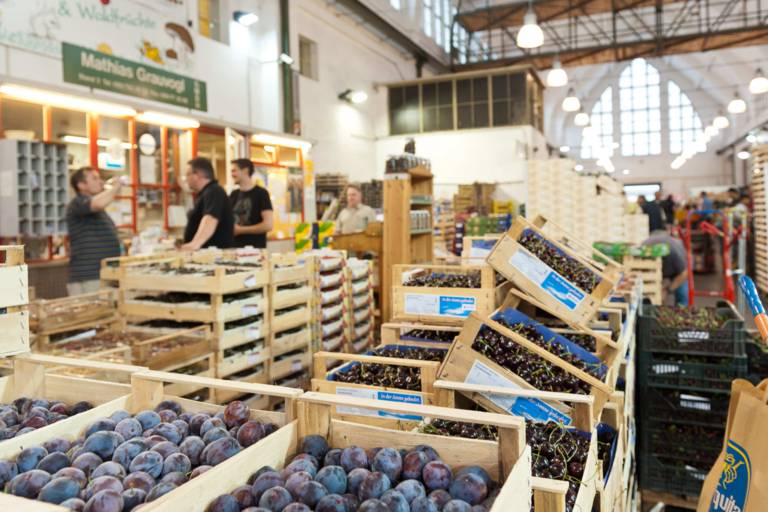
left=0, top=83, right=136, bottom=117
left=559, top=145, right=570, bottom=153
left=516, top=8, right=544, bottom=49
left=62, top=135, right=131, bottom=149
left=546, top=60, right=568, bottom=88
left=562, top=89, right=580, bottom=112
left=233, top=10, right=259, bottom=26
left=749, top=69, right=768, bottom=95
left=252, top=133, right=312, bottom=151
left=136, top=111, right=200, bottom=129
left=622, top=169, right=630, bottom=175
left=338, top=89, right=368, bottom=104
left=713, top=114, right=730, bottom=130
left=574, top=111, right=590, bottom=126
left=279, top=53, right=294, bottom=65
left=737, top=150, right=751, bottom=160
left=727, top=92, right=747, bottom=114
left=704, top=125, right=719, bottom=138
left=574, top=164, right=584, bottom=171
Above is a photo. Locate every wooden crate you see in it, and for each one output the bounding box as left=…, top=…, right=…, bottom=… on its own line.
left=270, top=253, right=314, bottom=285
left=41, top=342, right=134, bottom=383
left=214, top=316, right=269, bottom=352
left=0, top=246, right=29, bottom=357
left=311, top=348, right=445, bottom=428
left=32, top=314, right=122, bottom=352
left=432, top=380, right=600, bottom=512
left=0, top=368, right=303, bottom=510
left=164, top=352, right=216, bottom=397
left=132, top=325, right=213, bottom=370
left=436, top=312, right=613, bottom=422
left=30, top=289, right=116, bottom=334
left=487, top=216, right=620, bottom=328
left=380, top=322, right=460, bottom=348
left=99, top=251, right=178, bottom=283
left=596, top=401, right=626, bottom=512
left=271, top=303, right=312, bottom=334
left=271, top=346, right=312, bottom=382
left=271, top=282, right=312, bottom=310
left=345, top=330, right=375, bottom=355
left=270, top=325, right=312, bottom=358
left=140, top=391, right=531, bottom=512
left=392, top=264, right=510, bottom=325
left=215, top=339, right=270, bottom=378
left=119, top=261, right=269, bottom=295
left=461, top=235, right=502, bottom=262
left=212, top=364, right=270, bottom=404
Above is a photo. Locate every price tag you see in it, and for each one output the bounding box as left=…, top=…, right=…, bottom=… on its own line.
left=246, top=327, right=261, bottom=340
left=243, top=275, right=257, bottom=288
left=242, top=305, right=260, bottom=316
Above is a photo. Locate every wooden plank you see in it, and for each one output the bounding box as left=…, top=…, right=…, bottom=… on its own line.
left=0, top=309, right=30, bottom=357
left=0, top=249, right=28, bottom=309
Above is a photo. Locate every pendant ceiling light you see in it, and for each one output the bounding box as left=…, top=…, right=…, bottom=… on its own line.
left=727, top=92, right=747, bottom=114
left=713, top=113, right=730, bottom=130
left=516, top=6, right=544, bottom=49
left=546, top=59, right=568, bottom=87
left=562, top=88, right=580, bottom=112
left=574, top=111, right=590, bottom=126
left=749, top=69, right=768, bottom=95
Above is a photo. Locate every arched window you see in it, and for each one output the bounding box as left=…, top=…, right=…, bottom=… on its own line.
left=668, top=81, right=705, bottom=154
left=581, top=87, right=613, bottom=159
left=579, top=58, right=705, bottom=159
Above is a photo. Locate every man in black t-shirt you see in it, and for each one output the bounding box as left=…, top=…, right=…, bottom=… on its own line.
left=181, top=157, right=234, bottom=250
left=229, top=158, right=273, bottom=248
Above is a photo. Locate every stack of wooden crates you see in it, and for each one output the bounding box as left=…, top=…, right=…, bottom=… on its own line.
left=0, top=246, right=30, bottom=359
left=752, top=145, right=768, bottom=294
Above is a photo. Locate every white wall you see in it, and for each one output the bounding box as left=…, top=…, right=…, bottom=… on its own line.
left=291, top=0, right=419, bottom=180
left=375, top=126, right=548, bottom=201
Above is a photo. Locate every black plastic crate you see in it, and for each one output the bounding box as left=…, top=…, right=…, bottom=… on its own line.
left=639, top=419, right=723, bottom=466
left=637, top=351, right=748, bottom=393
left=746, top=336, right=768, bottom=384
left=637, top=387, right=730, bottom=427
left=638, top=301, right=745, bottom=357
left=639, top=454, right=710, bottom=497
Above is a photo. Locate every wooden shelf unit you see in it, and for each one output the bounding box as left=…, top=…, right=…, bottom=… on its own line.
left=381, top=165, right=434, bottom=322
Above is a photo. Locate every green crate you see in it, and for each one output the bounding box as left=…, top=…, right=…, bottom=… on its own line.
left=638, top=454, right=709, bottom=497
left=637, top=352, right=748, bottom=393
left=639, top=419, right=723, bottom=466
left=637, top=387, right=729, bottom=428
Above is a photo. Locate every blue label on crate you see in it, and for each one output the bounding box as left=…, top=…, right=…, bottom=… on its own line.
left=376, top=391, right=423, bottom=421
left=541, top=272, right=586, bottom=311
left=334, top=387, right=423, bottom=421
left=438, top=296, right=476, bottom=317
left=709, top=439, right=751, bottom=512
left=509, top=398, right=572, bottom=426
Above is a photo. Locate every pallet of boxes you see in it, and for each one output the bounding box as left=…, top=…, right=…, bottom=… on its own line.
left=425, top=217, right=638, bottom=512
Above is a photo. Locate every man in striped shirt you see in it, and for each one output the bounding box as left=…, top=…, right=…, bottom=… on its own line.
left=66, top=167, right=122, bottom=295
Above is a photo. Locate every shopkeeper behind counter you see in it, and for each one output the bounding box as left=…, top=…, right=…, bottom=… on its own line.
left=336, top=184, right=375, bottom=234
left=181, top=157, right=235, bottom=251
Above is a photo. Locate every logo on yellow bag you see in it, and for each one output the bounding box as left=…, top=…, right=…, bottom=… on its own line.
left=709, top=439, right=751, bottom=512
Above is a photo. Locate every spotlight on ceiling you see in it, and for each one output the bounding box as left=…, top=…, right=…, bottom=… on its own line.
left=562, top=88, right=580, bottom=112
left=713, top=114, right=730, bottom=130
left=516, top=8, right=544, bottom=49
left=737, top=150, right=751, bottom=160
left=574, top=111, right=590, bottom=127
left=547, top=59, right=568, bottom=88
left=279, top=53, right=294, bottom=65
left=233, top=10, right=259, bottom=26
left=574, top=164, right=584, bottom=171
left=749, top=69, right=768, bottom=95
left=622, top=169, right=631, bottom=175
left=727, top=92, right=747, bottom=114
left=338, top=89, right=368, bottom=104
left=559, top=145, right=570, bottom=153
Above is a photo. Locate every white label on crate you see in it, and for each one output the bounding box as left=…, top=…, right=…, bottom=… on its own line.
left=243, top=275, right=257, bottom=288
left=652, top=363, right=679, bottom=375
left=247, top=353, right=262, bottom=365
left=335, top=387, right=423, bottom=421
left=680, top=394, right=711, bottom=411
left=465, top=360, right=572, bottom=425
left=677, top=330, right=710, bottom=342
left=60, top=329, right=97, bottom=343
left=246, top=327, right=261, bottom=340
left=242, top=305, right=261, bottom=317
left=404, top=294, right=476, bottom=318
left=509, top=250, right=586, bottom=311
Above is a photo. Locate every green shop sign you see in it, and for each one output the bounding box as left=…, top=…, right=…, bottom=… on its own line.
left=62, top=43, right=207, bottom=112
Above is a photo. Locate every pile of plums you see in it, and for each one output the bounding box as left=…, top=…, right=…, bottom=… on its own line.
left=655, top=306, right=727, bottom=330
left=472, top=326, right=591, bottom=395
left=402, top=329, right=456, bottom=344
left=403, top=272, right=482, bottom=289
left=207, top=435, right=499, bottom=512
left=331, top=347, right=445, bottom=391
left=0, top=398, right=93, bottom=441
left=492, top=319, right=603, bottom=380
left=0, top=400, right=278, bottom=511
left=517, top=230, right=600, bottom=293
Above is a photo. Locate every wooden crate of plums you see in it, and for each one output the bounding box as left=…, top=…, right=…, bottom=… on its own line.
left=437, top=309, right=615, bottom=422
left=311, top=344, right=448, bottom=429
left=0, top=246, right=29, bottom=358
left=424, top=381, right=604, bottom=512
left=0, top=368, right=303, bottom=510
left=30, top=290, right=117, bottom=338
left=486, top=216, right=620, bottom=328
left=146, top=391, right=533, bottom=512
left=391, top=264, right=511, bottom=325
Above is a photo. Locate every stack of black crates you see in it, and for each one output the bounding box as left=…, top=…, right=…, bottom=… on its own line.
left=636, top=301, right=747, bottom=500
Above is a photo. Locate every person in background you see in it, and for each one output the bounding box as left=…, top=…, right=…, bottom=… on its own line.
left=181, top=157, right=234, bottom=251
left=660, top=194, right=676, bottom=226
left=229, top=158, right=273, bottom=249
left=727, top=187, right=741, bottom=207
left=66, top=167, right=122, bottom=295
left=638, top=195, right=666, bottom=232
left=336, top=184, right=376, bottom=234
left=644, top=230, right=689, bottom=306
left=700, top=191, right=714, bottom=210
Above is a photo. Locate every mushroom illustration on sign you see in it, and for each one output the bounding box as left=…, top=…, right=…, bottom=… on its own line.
left=165, top=22, right=195, bottom=70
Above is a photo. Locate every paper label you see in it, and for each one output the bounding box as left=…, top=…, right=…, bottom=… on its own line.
left=404, top=294, right=476, bottom=318
left=242, top=305, right=260, bottom=316
left=335, top=387, right=423, bottom=420
left=509, top=250, right=586, bottom=311
left=243, top=275, right=257, bottom=288
left=680, top=393, right=711, bottom=411
left=246, top=327, right=261, bottom=340
left=465, top=360, right=572, bottom=425
left=652, top=363, right=679, bottom=374
left=678, top=330, right=710, bottom=342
